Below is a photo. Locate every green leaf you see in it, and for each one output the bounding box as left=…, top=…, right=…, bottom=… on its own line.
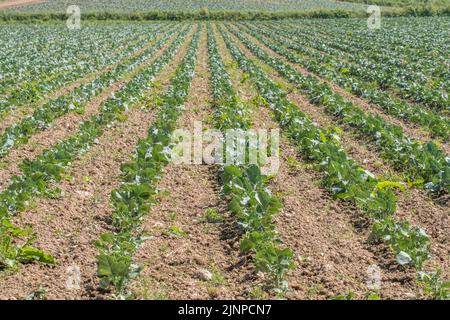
left=19, top=247, right=55, bottom=264
left=396, top=251, right=412, bottom=265
left=375, top=180, right=405, bottom=191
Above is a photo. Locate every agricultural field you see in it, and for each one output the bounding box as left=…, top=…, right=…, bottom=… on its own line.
left=0, top=0, right=448, bottom=304
left=4, top=0, right=367, bottom=13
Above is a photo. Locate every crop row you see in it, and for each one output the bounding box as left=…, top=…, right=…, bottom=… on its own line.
left=0, top=23, right=176, bottom=158
left=219, top=24, right=434, bottom=273
left=0, top=24, right=164, bottom=104
left=239, top=22, right=449, bottom=139
left=280, top=18, right=449, bottom=81
left=96, top=24, right=200, bottom=298
left=264, top=21, right=449, bottom=111
left=207, top=24, right=294, bottom=291
left=226, top=24, right=449, bottom=196
left=0, top=25, right=191, bottom=271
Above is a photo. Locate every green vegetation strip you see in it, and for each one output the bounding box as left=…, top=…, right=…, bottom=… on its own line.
left=0, top=5, right=449, bottom=22
left=96, top=25, right=200, bottom=298
left=207, top=24, right=294, bottom=291
left=226, top=24, right=449, bottom=195
left=0, top=25, right=190, bottom=271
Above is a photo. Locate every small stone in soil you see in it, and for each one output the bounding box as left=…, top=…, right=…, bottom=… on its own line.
left=195, top=268, right=212, bottom=281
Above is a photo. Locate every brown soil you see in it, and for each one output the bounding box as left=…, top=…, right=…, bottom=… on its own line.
left=0, top=0, right=45, bottom=9
left=0, top=27, right=195, bottom=300
left=0, top=106, right=156, bottom=300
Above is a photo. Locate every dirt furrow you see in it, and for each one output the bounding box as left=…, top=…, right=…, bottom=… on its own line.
left=0, top=28, right=195, bottom=300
